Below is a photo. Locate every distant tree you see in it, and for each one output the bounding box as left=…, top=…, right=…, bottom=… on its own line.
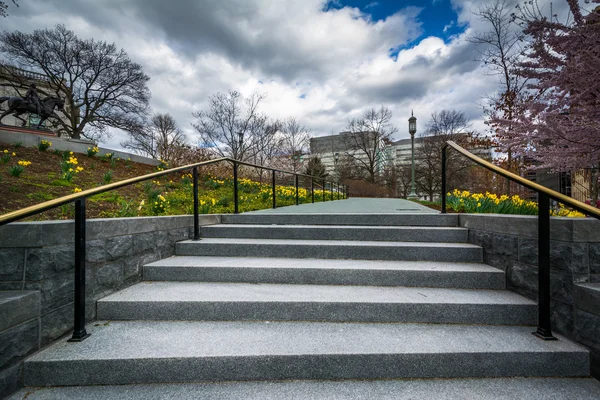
left=344, top=105, right=398, bottom=183
left=192, top=90, right=269, bottom=161
left=122, top=113, right=187, bottom=163
left=0, top=24, right=150, bottom=140
left=493, top=2, right=600, bottom=200
left=415, top=110, right=473, bottom=201
left=280, top=117, right=311, bottom=172
left=0, top=0, right=18, bottom=17
left=304, top=156, right=328, bottom=179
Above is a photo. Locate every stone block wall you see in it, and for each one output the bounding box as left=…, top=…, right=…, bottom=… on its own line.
left=0, top=214, right=219, bottom=397
left=459, top=214, right=600, bottom=378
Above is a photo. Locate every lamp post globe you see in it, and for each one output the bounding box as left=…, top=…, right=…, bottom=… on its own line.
left=407, top=110, right=419, bottom=200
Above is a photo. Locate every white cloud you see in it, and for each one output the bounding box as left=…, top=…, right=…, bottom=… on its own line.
left=2, top=0, right=575, bottom=149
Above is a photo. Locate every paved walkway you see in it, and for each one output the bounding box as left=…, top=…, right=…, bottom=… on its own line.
left=252, top=198, right=437, bottom=214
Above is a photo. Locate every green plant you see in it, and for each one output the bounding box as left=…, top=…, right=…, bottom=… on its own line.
left=9, top=160, right=30, bottom=177
left=157, top=159, right=168, bottom=171
left=58, top=203, right=75, bottom=219
left=86, top=146, right=99, bottom=157
left=12, top=141, right=22, bottom=148
left=103, top=170, right=113, bottom=184
left=60, top=154, right=83, bottom=182
left=0, top=152, right=10, bottom=163
left=110, top=156, right=117, bottom=168
left=53, top=149, right=62, bottom=156
left=150, top=194, right=169, bottom=214
left=117, top=200, right=137, bottom=217
left=9, top=164, right=24, bottom=176
left=125, top=158, right=131, bottom=167
left=38, top=140, right=52, bottom=152
left=100, top=152, right=114, bottom=162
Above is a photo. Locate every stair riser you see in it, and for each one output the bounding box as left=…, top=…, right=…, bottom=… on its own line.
left=97, top=302, right=536, bottom=325
left=143, top=266, right=505, bottom=289
left=25, top=352, right=589, bottom=386
left=176, top=243, right=483, bottom=263
left=221, top=214, right=459, bottom=226
left=201, top=227, right=468, bottom=242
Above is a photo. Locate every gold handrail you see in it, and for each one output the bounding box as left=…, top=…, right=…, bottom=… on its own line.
left=0, top=157, right=341, bottom=226
left=444, top=141, right=600, bottom=219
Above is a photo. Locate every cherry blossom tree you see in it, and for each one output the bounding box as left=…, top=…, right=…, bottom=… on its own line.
left=493, top=1, right=600, bottom=171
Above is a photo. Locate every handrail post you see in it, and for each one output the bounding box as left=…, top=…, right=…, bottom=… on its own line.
left=323, top=180, right=326, bottom=201
left=295, top=174, right=299, bottom=205
left=441, top=145, right=447, bottom=214
left=69, top=198, right=90, bottom=342
left=233, top=161, right=239, bottom=214
left=337, top=183, right=340, bottom=200
left=192, top=167, right=200, bottom=240
left=272, top=170, right=276, bottom=209
left=311, top=179, right=315, bottom=203
left=534, top=192, right=556, bottom=340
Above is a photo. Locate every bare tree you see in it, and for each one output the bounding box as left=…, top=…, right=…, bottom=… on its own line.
left=468, top=0, right=529, bottom=193
left=192, top=90, right=270, bottom=161
left=415, top=110, right=473, bottom=201
left=280, top=117, right=311, bottom=172
left=0, top=24, right=150, bottom=140
left=0, top=0, right=18, bottom=17
left=343, top=106, right=398, bottom=183
left=122, top=113, right=187, bottom=163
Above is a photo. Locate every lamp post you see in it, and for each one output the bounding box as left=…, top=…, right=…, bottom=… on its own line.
left=407, top=110, right=418, bottom=200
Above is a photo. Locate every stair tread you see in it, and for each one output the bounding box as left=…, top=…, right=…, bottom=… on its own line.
left=207, top=224, right=467, bottom=230
left=99, top=282, right=531, bottom=304
left=146, top=256, right=502, bottom=273
left=11, top=378, right=600, bottom=400
left=181, top=238, right=480, bottom=248
left=26, top=321, right=585, bottom=363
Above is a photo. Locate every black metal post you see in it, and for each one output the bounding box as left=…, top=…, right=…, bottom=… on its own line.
left=441, top=145, right=447, bottom=214
left=69, top=199, right=90, bottom=342
left=323, top=180, right=327, bottom=201
left=233, top=161, right=239, bottom=214
left=272, top=170, right=276, bottom=209
left=330, top=183, right=334, bottom=201
left=534, top=192, right=556, bottom=340
left=311, top=179, right=315, bottom=203
left=193, top=167, right=200, bottom=240
left=295, top=174, right=299, bottom=205
left=337, top=183, right=340, bottom=200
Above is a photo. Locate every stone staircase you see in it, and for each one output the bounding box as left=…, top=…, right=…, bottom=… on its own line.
left=15, top=213, right=599, bottom=398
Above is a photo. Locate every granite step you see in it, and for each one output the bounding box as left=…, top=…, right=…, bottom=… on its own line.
left=200, top=224, right=469, bottom=242
left=97, top=281, right=536, bottom=325
left=23, top=321, right=589, bottom=387
left=175, top=238, right=483, bottom=262
left=11, top=378, right=600, bottom=400
left=221, top=213, right=458, bottom=226
left=143, top=256, right=506, bottom=289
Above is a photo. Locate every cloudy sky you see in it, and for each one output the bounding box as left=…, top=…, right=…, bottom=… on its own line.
left=1, top=0, right=588, bottom=150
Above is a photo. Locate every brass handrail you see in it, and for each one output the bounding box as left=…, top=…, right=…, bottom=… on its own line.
left=443, top=141, right=600, bottom=219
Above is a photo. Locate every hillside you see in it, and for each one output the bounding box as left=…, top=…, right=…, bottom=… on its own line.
left=0, top=141, right=330, bottom=221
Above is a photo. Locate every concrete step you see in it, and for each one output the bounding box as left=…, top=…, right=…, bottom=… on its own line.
left=176, top=238, right=483, bottom=262
left=97, top=282, right=536, bottom=325
left=11, top=378, right=600, bottom=399
left=201, top=224, right=469, bottom=242
left=143, top=256, right=506, bottom=289
left=221, top=213, right=458, bottom=226
left=23, top=321, right=589, bottom=386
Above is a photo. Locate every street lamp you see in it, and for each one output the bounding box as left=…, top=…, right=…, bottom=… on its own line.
left=407, top=110, right=418, bottom=200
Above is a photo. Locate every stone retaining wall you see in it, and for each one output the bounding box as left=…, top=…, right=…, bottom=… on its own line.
left=459, top=214, right=600, bottom=378
left=0, top=215, right=219, bottom=398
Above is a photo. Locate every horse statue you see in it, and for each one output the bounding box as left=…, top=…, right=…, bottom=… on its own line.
left=0, top=96, right=66, bottom=130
